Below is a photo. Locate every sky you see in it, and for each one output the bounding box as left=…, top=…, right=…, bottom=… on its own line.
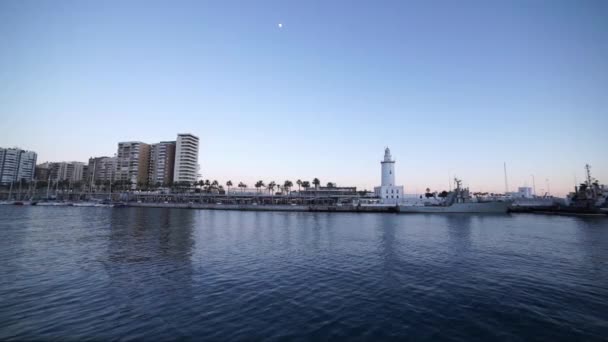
left=1, top=0, right=607, bottom=196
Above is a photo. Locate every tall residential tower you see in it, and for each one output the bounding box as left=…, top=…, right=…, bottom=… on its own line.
left=173, top=133, right=199, bottom=183
left=0, top=147, right=37, bottom=184
left=148, top=141, right=176, bottom=186
left=116, top=142, right=150, bottom=185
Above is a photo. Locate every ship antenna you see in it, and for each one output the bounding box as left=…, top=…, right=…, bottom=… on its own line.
left=585, top=164, right=592, bottom=186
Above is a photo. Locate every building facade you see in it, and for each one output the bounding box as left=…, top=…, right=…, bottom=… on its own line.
left=35, top=163, right=51, bottom=181
left=374, top=147, right=404, bottom=203
left=116, top=142, right=150, bottom=185
left=173, top=133, right=199, bottom=183
left=49, top=161, right=86, bottom=182
left=148, top=141, right=176, bottom=186
left=0, top=147, right=37, bottom=184
left=86, top=156, right=118, bottom=184
left=301, top=186, right=358, bottom=196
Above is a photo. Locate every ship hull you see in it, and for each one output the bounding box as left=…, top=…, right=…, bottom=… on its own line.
left=399, top=201, right=510, bottom=214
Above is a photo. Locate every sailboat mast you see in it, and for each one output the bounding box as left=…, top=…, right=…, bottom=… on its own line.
left=503, top=162, right=509, bottom=194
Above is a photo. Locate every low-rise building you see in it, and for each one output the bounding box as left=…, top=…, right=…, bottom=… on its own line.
left=300, top=186, right=358, bottom=196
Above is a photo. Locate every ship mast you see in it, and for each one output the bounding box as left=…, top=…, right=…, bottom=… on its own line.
left=585, top=164, right=596, bottom=198
left=585, top=164, right=592, bottom=186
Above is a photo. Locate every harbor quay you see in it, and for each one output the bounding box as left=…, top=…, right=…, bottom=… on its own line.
left=0, top=189, right=397, bottom=213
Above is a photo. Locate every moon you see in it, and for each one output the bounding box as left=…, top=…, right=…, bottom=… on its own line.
left=278, top=23, right=283, bottom=29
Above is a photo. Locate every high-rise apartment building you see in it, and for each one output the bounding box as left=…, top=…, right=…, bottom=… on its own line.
left=116, top=142, right=150, bottom=185
left=86, top=156, right=118, bottom=184
left=0, top=147, right=37, bottom=184
left=148, top=141, right=176, bottom=186
left=173, top=133, right=199, bottom=183
left=49, top=161, right=86, bottom=182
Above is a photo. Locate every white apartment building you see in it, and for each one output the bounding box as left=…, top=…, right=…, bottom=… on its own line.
left=173, top=133, right=199, bottom=183
left=0, top=147, right=37, bottom=184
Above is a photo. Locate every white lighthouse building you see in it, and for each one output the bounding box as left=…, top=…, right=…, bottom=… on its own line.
left=374, top=147, right=405, bottom=204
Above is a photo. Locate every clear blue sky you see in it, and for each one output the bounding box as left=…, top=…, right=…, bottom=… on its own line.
left=1, top=0, right=607, bottom=195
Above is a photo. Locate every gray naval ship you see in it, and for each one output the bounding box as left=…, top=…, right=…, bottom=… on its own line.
left=399, top=178, right=510, bottom=214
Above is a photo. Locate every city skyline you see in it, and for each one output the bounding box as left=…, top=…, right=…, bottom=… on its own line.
left=1, top=1, right=607, bottom=195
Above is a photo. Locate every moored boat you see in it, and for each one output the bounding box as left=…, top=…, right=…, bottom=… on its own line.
left=398, top=178, right=510, bottom=214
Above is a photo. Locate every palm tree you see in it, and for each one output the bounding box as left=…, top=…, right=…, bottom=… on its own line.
left=326, top=182, right=335, bottom=188
left=226, top=180, right=233, bottom=193
left=268, top=181, right=276, bottom=195
left=255, top=180, right=265, bottom=193
left=283, top=180, right=293, bottom=194
left=204, top=179, right=211, bottom=192
left=302, top=181, right=311, bottom=191
left=296, top=179, right=302, bottom=193
left=312, top=178, right=320, bottom=190
left=238, top=182, right=246, bottom=192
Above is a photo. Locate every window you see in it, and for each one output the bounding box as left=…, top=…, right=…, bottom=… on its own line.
left=390, top=171, right=392, bottom=174
left=391, top=190, right=394, bottom=193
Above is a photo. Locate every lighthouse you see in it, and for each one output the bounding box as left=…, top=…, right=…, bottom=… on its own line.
left=381, top=147, right=395, bottom=186
left=374, top=147, right=405, bottom=204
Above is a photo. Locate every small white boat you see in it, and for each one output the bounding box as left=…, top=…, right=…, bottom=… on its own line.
left=72, top=202, right=98, bottom=207
left=94, top=203, right=114, bottom=208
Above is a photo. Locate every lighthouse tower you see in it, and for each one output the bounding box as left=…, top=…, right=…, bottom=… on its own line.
left=381, top=147, right=395, bottom=186
left=374, top=147, right=405, bottom=204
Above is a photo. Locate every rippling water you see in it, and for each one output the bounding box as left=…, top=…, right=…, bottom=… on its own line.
left=0, top=206, right=607, bottom=340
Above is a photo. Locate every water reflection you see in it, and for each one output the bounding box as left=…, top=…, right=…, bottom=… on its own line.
left=376, top=214, right=401, bottom=286
left=445, top=214, right=473, bottom=250
left=108, top=208, right=195, bottom=263
left=574, top=216, right=608, bottom=272
left=2, top=206, right=608, bottom=341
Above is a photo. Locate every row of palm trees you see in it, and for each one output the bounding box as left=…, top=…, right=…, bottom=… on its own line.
left=233, top=178, right=323, bottom=195
left=2, top=177, right=328, bottom=195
